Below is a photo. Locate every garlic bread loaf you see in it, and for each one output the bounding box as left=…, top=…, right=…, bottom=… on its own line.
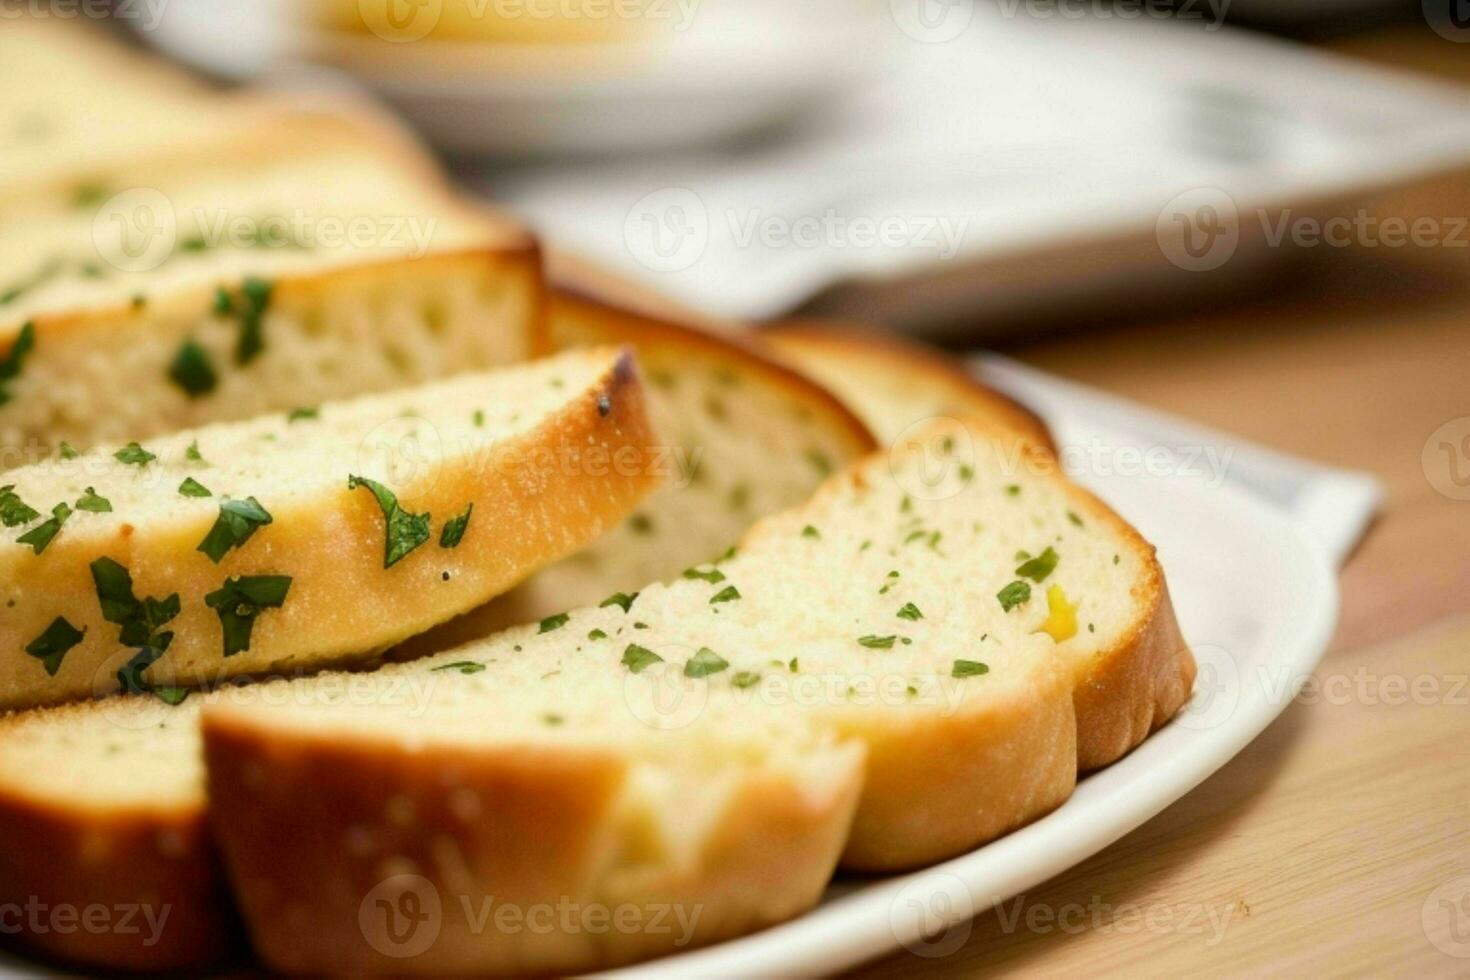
left=0, top=115, right=540, bottom=458
left=399, top=289, right=876, bottom=647
left=0, top=346, right=656, bottom=710
left=765, top=320, right=1056, bottom=452
left=198, top=415, right=1192, bottom=975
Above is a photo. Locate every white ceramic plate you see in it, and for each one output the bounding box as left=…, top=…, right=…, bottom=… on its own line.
left=606, top=386, right=1342, bottom=977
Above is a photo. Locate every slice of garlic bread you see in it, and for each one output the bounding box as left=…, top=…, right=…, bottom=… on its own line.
left=196, top=415, right=1191, bottom=975
left=764, top=320, right=1056, bottom=452
left=0, top=15, right=264, bottom=194
left=393, top=289, right=877, bottom=648
left=0, top=115, right=540, bottom=458
left=0, top=346, right=657, bottom=711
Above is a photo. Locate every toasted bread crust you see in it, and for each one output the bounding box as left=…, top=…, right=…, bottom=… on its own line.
left=762, top=320, right=1058, bottom=454
left=0, top=788, right=235, bottom=972
left=202, top=717, right=863, bottom=975
left=550, top=290, right=878, bottom=458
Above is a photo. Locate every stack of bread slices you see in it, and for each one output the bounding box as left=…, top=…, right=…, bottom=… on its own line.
left=0, top=16, right=1196, bottom=976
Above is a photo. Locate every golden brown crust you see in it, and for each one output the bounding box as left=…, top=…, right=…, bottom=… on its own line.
left=0, top=792, right=236, bottom=972
left=762, top=320, right=1058, bottom=455
left=550, top=290, right=878, bottom=458
left=835, top=661, right=1078, bottom=871
left=202, top=717, right=862, bottom=976
left=0, top=351, right=665, bottom=967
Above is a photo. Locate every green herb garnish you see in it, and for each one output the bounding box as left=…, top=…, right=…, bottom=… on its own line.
left=731, top=671, right=761, bottom=689
left=178, top=477, right=212, bottom=498
left=709, top=585, right=741, bottom=604
left=75, top=487, right=111, bottom=512
left=952, top=659, right=990, bottom=678
left=204, top=574, right=292, bottom=656
left=997, top=580, right=1031, bottom=612
left=684, top=647, right=729, bottom=678
left=0, top=323, right=36, bottom=406
left=215, top=277, right=274, bottom=365
left=153, top=686, right=190, bottom=706
left=1015, top=546, right=1059, bottom=583
left=588, top=628, right=607, bottom=641
left=197, top=497, right=273, bottom=563
left=621, top=644, right=662, bottom=674
left=185, top=440, right=206, bottom=464
left=802, top=525, right=821, bottom=539
left=347, top=475, right=429, bottom=569
left=858, top=634, right=897, bottom=649
left=0, top=485, right=40, bottom=527
left=897, top=602, right=923, bottom=621
left=168, top=340, right=217, bottom=398
left=1067, top=510, right=1084, bottom=527
left=539, top=613, right=570, bottom=634
left=682, top=566, right=726, bottom=584
left=58, top=442, right=79, bottom=460
left=439, top=504, right=472, bottom=548
left=287, top=406, right=319, bottom=422
left=600, top=592, right=638, bottom=613
left=25, top=616, right=84, bottom=676
left=432, top=661, right=486, bottom=675
left=17, top=502, right=70, bottom=554
left=113, top=442, right=155, bottom=467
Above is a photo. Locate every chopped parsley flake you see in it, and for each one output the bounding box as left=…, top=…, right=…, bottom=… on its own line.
left=731, top=671, right=761, bottom=689
left=216, top=277, right=274, bottom=365
left=802, top=525, right=821, bottom=539
left=953, top=659, right=990, bottom=678
left=858, top=634, right=897, bottom=649
left=684, top=647, right=729, bottom=678
left=682, top=566, right=725, bottom=584
left=897, top=602, right=924, bottom=621
left=539, top=613, right=570, bottom=634
left=178, top=477, right=212, bottom=498
left=472, top=409, right=485, bottom=427
left=709, top=585, right=741, bottom=604
left=600, top=591, right=638, bottom=613
left=432, top=661, right=486, bottom=675
left=347, top=475, right=430, bottom=569
left=0, top=323, right=35, bottom=406
left=153, top=686, right=189, bottom=706
left=1005, top=484, right=1021, bottom=497
left=439, top=504, right=473, bottom=548
left=197, top=496, right=273, bottom=564
left=58, top=442, right=79, bottom=460
left=75, top=487, right=111, bottom=512
left=1068, top=510, right=1085, bottom=527
left=997, top=580, right=1032, bottom=612
left=628, top=513, right=654, bottom=534
left=185, top=440, right=206, bottom=464
left=204, top=574, right=292, bottom=657
left=1015, top=546, right=1059, bottom=583
left=17, top=502, right=70, bottom=554
left=0, top=485, right=40, bottom=527
left=287, top=406, right=319, bottom=422
left=805, top=448, right=833, bottom=476
left=113, top=442, right=155, bottom=467
left=168, top=340, right=217, bottom=398
left=621, top=644, right=662, bottom=674
left=25, top=616, right=84, bottom=676
left=91, top=557, right=178, bottom=646
left=588, top=628, right=607, bottom=641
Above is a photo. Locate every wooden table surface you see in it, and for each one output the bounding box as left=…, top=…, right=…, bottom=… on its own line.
left=852, top=26, right=1470, bottom=979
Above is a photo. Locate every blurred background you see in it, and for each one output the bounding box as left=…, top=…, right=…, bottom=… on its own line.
left=75, top=0, right=1470, bottom=342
